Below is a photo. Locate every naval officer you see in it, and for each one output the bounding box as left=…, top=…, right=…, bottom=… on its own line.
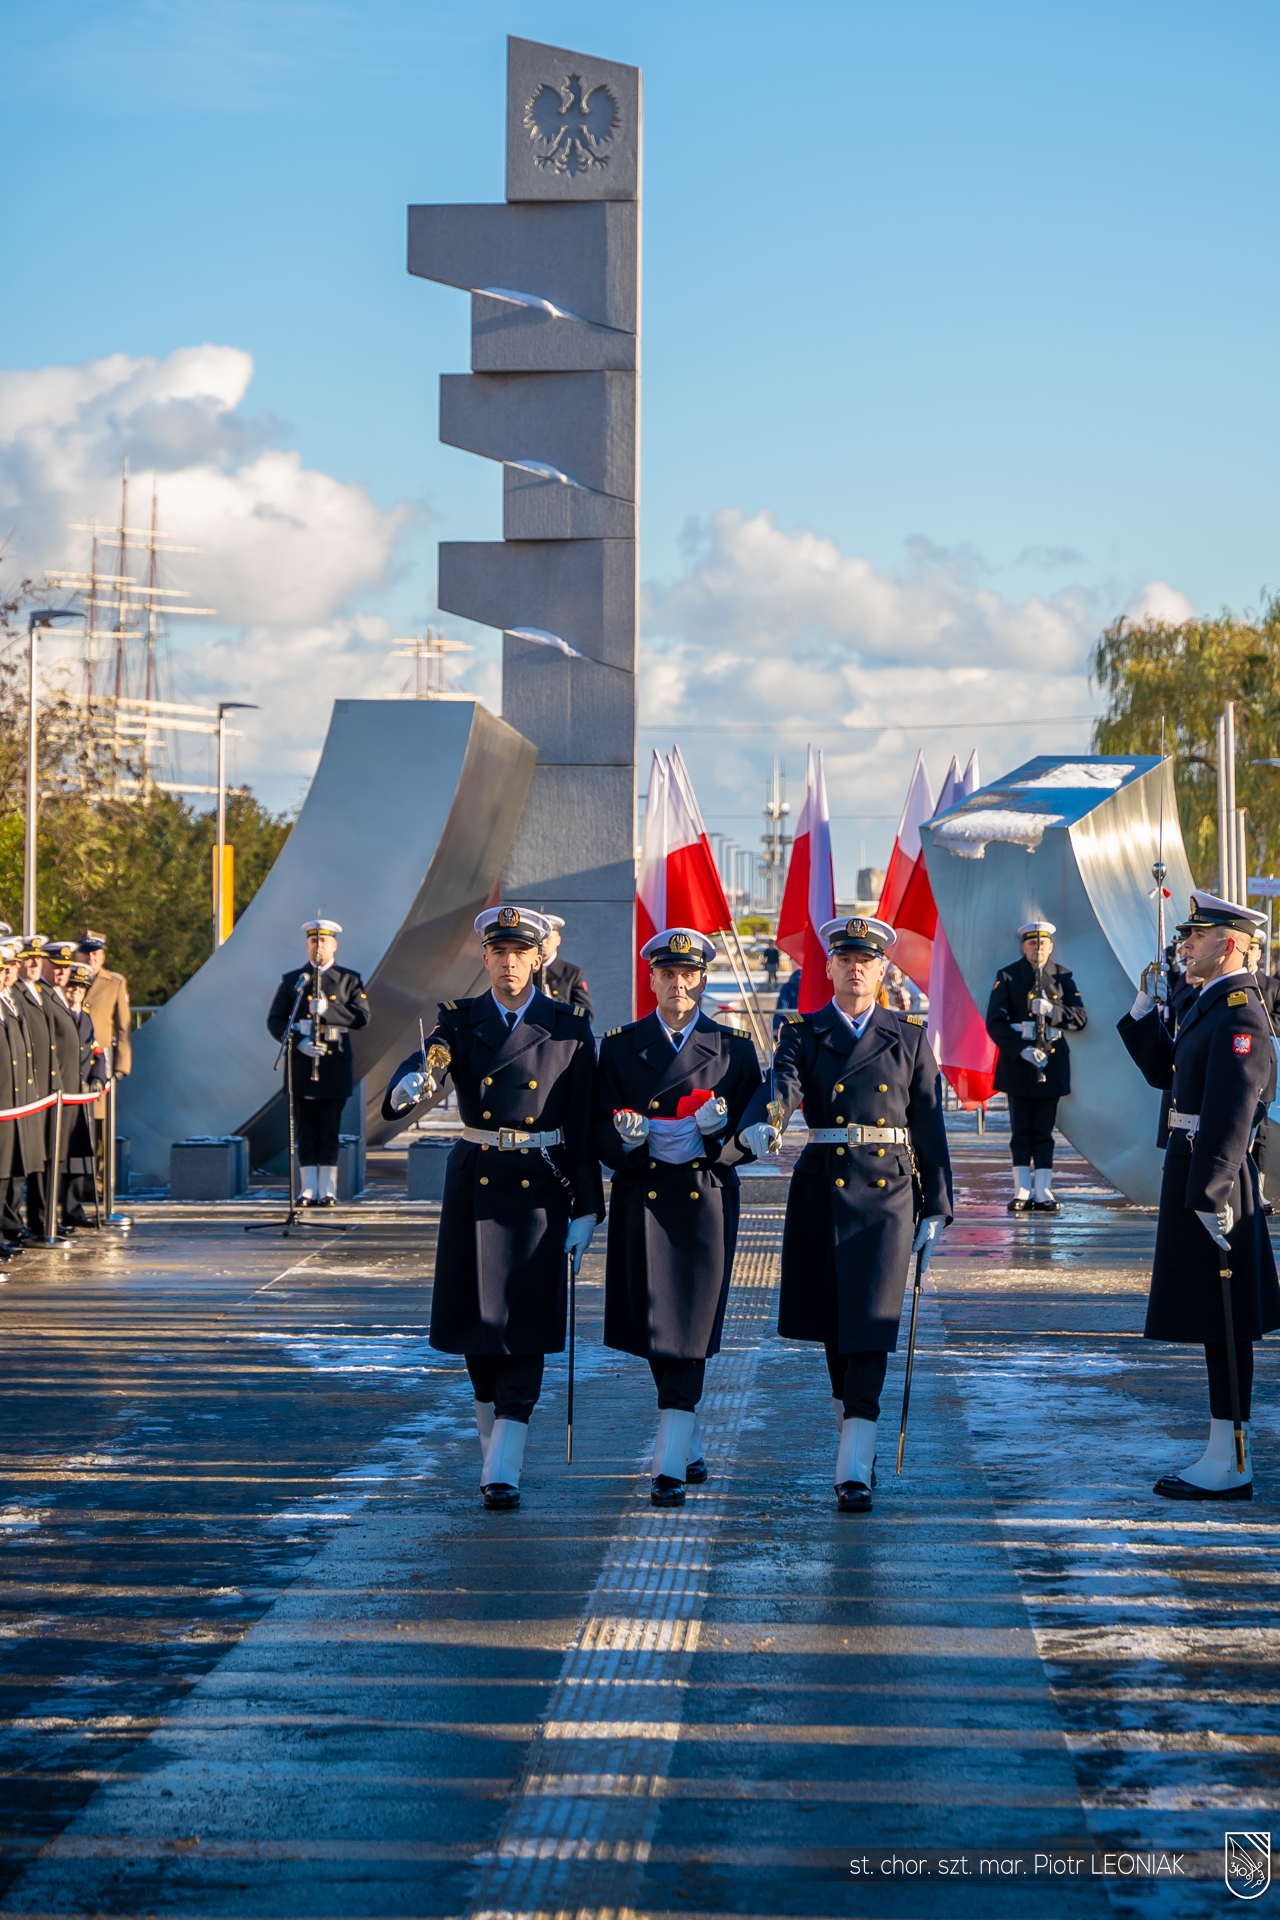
left=596, top=928, right=763, bottom=1506
left=985, top=919, right=1088, bottom=1214
left=740, top=916, right=953, bottom=1511
left=267, top=918, right=369, bottom=1206
left=540, top=915, right=594, bottom=1020
left=381, top=906, right=603, bottom=1510
left=1118, top=891, right=1280, bottom=1499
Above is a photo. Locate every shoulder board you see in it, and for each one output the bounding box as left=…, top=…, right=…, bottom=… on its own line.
left=441, top=1000, right=457, bottom=1012
left=782, top=1010, right=805, bottom=1024
left=1227, top=990, right=1249, bottom=1007
left=605, top=1025, right=624, bottom=1037
left=906, top=1013, right=926, bottom=1026
left=571, top=1003, right=586, bottom=1017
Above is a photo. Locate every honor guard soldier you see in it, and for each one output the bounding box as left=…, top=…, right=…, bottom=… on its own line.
left=739, top=916, right=952, bottom=1511
left=1119, top=891, right=1280, bottom=1499
left=380, top=906, right=603, bottom=1510
left=985, top=919, right=1087, bottom=1214
left=596, top=928, right=763, bottom=1506
left=540, top=915, right=594, bottom=1021
left=267, top=919, right=369, bottom=1206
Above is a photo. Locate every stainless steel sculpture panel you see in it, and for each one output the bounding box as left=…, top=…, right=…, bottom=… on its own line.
left=409, top=35, right=641, bottom=1031
left=921, top=755, right=1194, bottom=1205
left=119, top=699, right=536, bottom=1183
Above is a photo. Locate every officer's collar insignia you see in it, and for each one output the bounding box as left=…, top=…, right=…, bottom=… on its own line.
left=497, top=906, right=520, bottom=928
left=670, top=931, right=692, bottom=953
left=847, top=917, right=867, bottom=938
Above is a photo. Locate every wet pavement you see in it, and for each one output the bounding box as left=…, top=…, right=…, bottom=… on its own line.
left=0, top=1128, right=1274, bottom=1917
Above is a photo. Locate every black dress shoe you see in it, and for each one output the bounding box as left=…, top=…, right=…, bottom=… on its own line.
left=482, top=1481, right=520, bottom=1510
left=651, top=1474, right=686, bottom=1507
left=315, top=1195, right=337, bottom=1208
left=1032, top=1198, right=1060, bottom=1214
left=65, top=1209, right=93, bottom=1228
left=685, top=1458, right=708, bottom=1485
left=836, top=1480, right=873, bottom=1513
left=1154, top=1473, right=1252, bottom=1501
left=1007, top=1197, right=1032, bottom=1214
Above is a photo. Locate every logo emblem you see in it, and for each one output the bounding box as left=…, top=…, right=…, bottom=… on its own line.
left=496, top=906, right=520, bottom=929
left=847, top=918, right=867, bottom=938
left=1226, top=1832, right=1270, bottom=1899
left=524, top=72, right=620, bottom=177
left=1234, top=1033, right=1253, bottom=1055
left=670, top=931, right=692, bottom=953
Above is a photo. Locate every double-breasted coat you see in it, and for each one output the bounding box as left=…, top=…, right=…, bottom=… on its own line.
left=382, top=990, right=604, bottom=1356
left=596, top=1012, right=763, bottom=1360
left=986, top=956, right=1087, bottom=1099
left=742, top=1003, right=953, bottom=1352
left=267, top=962, right=368, bottom=1103
left=1118, top=973, right=1280, bottom=1343
left=542, top=956, right=593, bottom=1021
left=0, top=993, right=44, bottom=1176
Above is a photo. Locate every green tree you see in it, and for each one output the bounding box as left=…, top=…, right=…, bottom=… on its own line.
left=1091, top=595, right=1280, bottom=886
left=0, top=572, right=292, bottom=1003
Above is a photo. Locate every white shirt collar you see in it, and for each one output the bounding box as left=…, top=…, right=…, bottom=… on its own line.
left=830, top=997, right=875, bottom=1038
left=1200, top=965, right=1249, bottom=998
left=492, top=983, right=537, bottom=1027
left=658, top=1012, right=699, bottom=1052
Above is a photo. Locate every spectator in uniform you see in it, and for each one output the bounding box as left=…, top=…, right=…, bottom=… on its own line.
left=267, top=918, right=369, bottom=1206
left=38, top=942, right=90, bottom=1237
left=15, top=938, right=61, bottom=1238
left=76, top=932, right=130, bottom=1206
left=539, top=915, right=594, bottom=1021
left=0, top=941, right=42, bottom=1249
left=64, top=962, right=107, bottom=1225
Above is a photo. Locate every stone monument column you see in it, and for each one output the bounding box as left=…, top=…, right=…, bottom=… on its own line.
left=408, top=36, right=641, bottom=1029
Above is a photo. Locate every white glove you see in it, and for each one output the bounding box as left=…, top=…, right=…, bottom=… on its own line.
left=739, top=1120, right=780, bottom=1158
left=1129, top=989, right=1156, bottom=1019
left=1020, top=1045, right=1048, bottom=1068
left=1029, top=995, right=1055, bottom=1021
left=390, top=1070, right=426, bottom=1113
left=297, top=1040, right=321, bottom=1059
left=310, top=994, right=328, bottom=1018
left=911, top=1214, right=945, bottom=1273
left=614, top=1109, right=650, bottom=1146
left=694, top=1096, right=729, bottom=1137
left=564, top=1215, right=595, bottom=1275
left=1196, top=1204, right=1234, bottom=1252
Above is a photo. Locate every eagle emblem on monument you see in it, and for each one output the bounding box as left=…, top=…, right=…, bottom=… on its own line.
left=523, top=71, right=619, bottom=176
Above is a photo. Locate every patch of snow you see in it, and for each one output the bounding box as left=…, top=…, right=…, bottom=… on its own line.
left=1012, top=763, right=1134, bottom=791
left=479, top=286, right=585, bottom=322
left=506, top=626, right=585, bottom=659
left=932, top=808, right=1064, bottom=858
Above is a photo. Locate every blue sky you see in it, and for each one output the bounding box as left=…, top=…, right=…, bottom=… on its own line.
left=3, top=1, right=1278, bottom=878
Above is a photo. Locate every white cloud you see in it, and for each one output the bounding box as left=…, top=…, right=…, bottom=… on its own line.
left=641, top=509, right=1192, bottom=883
left=0, top=344, right=424, bottom=805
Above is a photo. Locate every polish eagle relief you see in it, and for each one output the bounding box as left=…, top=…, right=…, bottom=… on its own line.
left=523, top=72, right=620, bottom=176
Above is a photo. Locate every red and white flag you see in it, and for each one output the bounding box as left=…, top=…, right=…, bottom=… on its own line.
left=636, top=749, right=668, bottom=1015
left=776, top=746, right=835, bottom=1015
left=877, top=752, right=935, bottom=991
left=926, top=750, right=997, bottom=1107
left=635, top=749, right=734, bottom=1017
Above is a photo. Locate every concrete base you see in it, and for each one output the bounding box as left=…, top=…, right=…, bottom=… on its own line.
left=407, top=1138, right=454, bottom=1201
left=337, top=1134, right=364, bottom=1203
left=170, top=1138, right=249, bottom=1201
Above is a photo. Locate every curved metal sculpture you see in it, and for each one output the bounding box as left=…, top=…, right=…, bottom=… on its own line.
left=920, top=754, right=1194, bottom=1205
left=119, top=699, right=537, bottom=1184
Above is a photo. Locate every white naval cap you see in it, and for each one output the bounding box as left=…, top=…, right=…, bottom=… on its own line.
left=1175, top=890, right=1266, bottom=935
left=542, top=913, right=566, bottom=931
left=1018, top=919, right=1056, bottom=938
left=819, top=915, right=895, bottom=957
left=302, top=917, right=342, bottom=935
left=641, top=927, right=717, bottom=966
left=476, top=905, right=553, bottom=949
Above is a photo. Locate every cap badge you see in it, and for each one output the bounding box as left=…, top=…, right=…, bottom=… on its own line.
left=671, top=931, right=692, bottom=953
left=847, top=917, right=867, bottom=938
left=497, top=906, right=520, bottom=928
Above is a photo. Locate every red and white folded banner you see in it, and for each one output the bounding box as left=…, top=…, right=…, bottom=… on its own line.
left=776, top=745, right=835, bottom=1014
left=0, top=1089, right=101, bottom=1121
left=635, top=747, right=735, bottom=1016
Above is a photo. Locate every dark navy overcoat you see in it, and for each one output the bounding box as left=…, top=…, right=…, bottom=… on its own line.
left=381, top=989, right=603, bottom=1357
left=1118, top=973, right=1280, bottom=1343
left=267, top=961, right=369, bottom=1102
left=742, top=1003, right=953, bottom=1352
left=986, top=955, right=1087, bottom=1099
left=596, top=1011, right=763, bottom=1360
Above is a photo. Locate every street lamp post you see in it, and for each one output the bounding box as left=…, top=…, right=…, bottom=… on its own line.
left=214, top=702, right=257, bottom=949
left=25, top=609, right=84, bottom=936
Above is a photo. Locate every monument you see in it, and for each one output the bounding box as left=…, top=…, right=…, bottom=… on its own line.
left=408, top=36, right=642, bottom=1031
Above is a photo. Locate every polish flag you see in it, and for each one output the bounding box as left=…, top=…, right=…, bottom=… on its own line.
left=926, top=750, right=997, bottom=1108
left=666, top=747, right=735, bottom=934
left=776, top=746, right=835, bottom=1015
left=635, top=749, right=668, bottom=1016
left=877, top=753, right=935, bottom=991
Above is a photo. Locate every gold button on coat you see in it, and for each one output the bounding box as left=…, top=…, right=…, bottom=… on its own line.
left=835, top=1114, right=844, bottom=1123
left=835, top=1178, right=845, bottom=1188
left=648, top=1190, right=657, bottom=1199
left=836, top=1146, right=845, bottom=1156
left=524, top=1116, right=534, bottom=1125
left=521, top=1179, right=529, bottom=1188
left=877, top=1147, right=885, bottom=1157
left=528, top=1079, right=537, bottom=1089
left=480, top=1176, right=489, bottom=1185
left=484, top=1076, right=492, bottom=1086
left=834, top=1082, right=844, bottom=1093
left=482, top=1110, right=491, bottom=1119
left=876, top=1178, right=886, bottom=1188
left=689, top=1190, right=699, bottom=1199
left=650, top=1099, right=659, bottom=1110
left=878, top=1083, right=888, bottom=1093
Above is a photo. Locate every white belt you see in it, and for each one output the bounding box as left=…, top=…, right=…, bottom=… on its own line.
left=808, top=1125, right=909, bottom=1147
left=461, top=1125, right=564, bottom=1151
left=1167, top=1109, right=1200, bottom=1135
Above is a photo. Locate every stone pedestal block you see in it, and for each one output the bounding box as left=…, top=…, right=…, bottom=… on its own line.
left=441, top=372, right=636, bottom=499
left=471, top=293, right=635, bottom=374
left=170, top=1137, right=248, bottom=1202
left=438, top=539, right=636, bottom=668
left=408, top=202, right=638, bottom=331
left=503, top=467, right=635, bottom=541
left=407, top=1138, right=454, bottom=1201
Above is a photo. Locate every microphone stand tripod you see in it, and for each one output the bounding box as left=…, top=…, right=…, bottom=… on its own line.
left=246, top=971, right=349, bottom=1238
